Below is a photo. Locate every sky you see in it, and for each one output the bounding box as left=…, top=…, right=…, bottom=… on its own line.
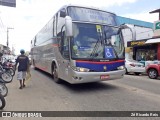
left=0, top=0, right=159, bottom=55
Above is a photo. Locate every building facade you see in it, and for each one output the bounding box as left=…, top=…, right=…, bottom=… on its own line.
left=117, top=16, right=155, bottom=63
left=117, top=16, right=154, bottom=47
left=0, top=44, right=9, bottom=54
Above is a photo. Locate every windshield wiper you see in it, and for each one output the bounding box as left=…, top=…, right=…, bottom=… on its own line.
left=89, top=33, right=102, bottom=59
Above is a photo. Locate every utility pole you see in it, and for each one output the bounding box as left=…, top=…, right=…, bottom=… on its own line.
left=7, top=27, right=14, bottom=49
left=149, top=8, right=160, bottom=20
left=150, top=8, right=160, bottom=38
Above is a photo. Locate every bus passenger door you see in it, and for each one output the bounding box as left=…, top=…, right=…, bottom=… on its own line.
left=59, top=30, right=70, bottom=80
left=56, top=9, right=70, bottom=80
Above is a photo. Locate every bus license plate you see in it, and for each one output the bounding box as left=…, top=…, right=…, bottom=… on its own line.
left=100, top=75, right=109, bottom=80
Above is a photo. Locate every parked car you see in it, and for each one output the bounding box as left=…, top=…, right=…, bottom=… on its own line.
left=146, top=63, right=160, bottom=79
left=125, top=59, right=146, bottom=75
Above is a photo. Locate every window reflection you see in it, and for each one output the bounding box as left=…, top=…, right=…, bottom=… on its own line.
left=71, top=23, right=124, bottom=60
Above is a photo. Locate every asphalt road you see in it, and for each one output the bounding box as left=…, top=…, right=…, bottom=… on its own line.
left=1, top=68, right=160, bottom=120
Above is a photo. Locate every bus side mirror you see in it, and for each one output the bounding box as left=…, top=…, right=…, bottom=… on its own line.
left=119, top=25, right=136, bottom=41
left=60, top=9, right=66, bottom=18
left=65, top=16, right=73, bottom=37
left=130, top=26, right=136, bottom=41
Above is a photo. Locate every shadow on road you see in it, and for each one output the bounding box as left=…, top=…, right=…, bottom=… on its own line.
left=125, top=73, right=147, bottom=76
left=61, top=81, right=119, bottom=92
left=34, top=68, right=120, bottom=93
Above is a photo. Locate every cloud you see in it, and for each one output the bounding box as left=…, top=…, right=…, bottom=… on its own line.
left=2, top=0, right=153, bottom=55
left=14, top=0, right=139, bottom=53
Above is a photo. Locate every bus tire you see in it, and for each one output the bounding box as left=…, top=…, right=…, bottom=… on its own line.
left=52, top=64, right=61, bottom=83
left=33, top=60, right=37, bottom=70
left=0, top=94, right=6, bottom=109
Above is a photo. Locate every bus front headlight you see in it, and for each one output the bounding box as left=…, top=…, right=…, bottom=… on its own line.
left=72, top=66, right=90, bottom=72
left=117, top=65, right=125, bottom=70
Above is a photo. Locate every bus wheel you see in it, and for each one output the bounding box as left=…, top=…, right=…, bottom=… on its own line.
left=52, top=64, right=61, bottom=83
left=33, top=60, right=37, bottom=70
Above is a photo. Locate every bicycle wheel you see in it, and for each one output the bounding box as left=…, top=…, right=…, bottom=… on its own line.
left=0, top=83, right=8, bottom=97
left=0, top=93, right=6, bottom=109
left=1, top=72, right=13, bottom=83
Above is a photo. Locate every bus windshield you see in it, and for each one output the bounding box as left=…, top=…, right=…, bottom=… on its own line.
left=71, top=23, right=124, bottom=60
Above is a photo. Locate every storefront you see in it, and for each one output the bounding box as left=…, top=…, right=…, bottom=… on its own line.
left=127, top=38, right=160, bottom=62
left=125, top=8, right=160, bottom=65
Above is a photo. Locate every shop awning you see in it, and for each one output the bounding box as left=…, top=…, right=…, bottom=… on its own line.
left=145, top=38, right=160, bottom=44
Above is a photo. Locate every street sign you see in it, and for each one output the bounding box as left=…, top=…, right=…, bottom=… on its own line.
left=0, top=0, right=16, bottom=7
left=155, top=22, right=160, bottom=30
left=105, top=47, right=115, bottom=59
left=153, top=21, right=160, bottom=37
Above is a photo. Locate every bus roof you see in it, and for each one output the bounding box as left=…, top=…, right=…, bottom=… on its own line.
left=58, top=4, right=116, bottom=16
left=30, top=4, right=117, bottom=44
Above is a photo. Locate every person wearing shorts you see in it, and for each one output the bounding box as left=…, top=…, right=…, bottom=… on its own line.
left=15, top=49, right=29, bottom=89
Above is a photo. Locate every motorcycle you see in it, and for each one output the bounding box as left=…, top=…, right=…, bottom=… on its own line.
left=2, top=58, right=15, bottom=76
left=0, top=65, right=13, bottom=83
left=0, top=78, right=8, bottom=109
left=0, top=78, right=8, bottom=97
left=0, top=93, right=5, bottom=109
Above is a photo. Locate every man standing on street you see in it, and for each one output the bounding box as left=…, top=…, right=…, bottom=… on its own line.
left=15, top=49, right=29, bottom=89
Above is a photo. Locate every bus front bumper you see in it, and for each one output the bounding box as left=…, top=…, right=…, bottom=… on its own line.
left=69, top=69, right=125, bottom=84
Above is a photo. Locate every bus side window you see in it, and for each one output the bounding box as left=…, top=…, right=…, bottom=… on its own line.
left=34, top=38, right=36, bottom=46
left=53, top=17, right=56, bottom=37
